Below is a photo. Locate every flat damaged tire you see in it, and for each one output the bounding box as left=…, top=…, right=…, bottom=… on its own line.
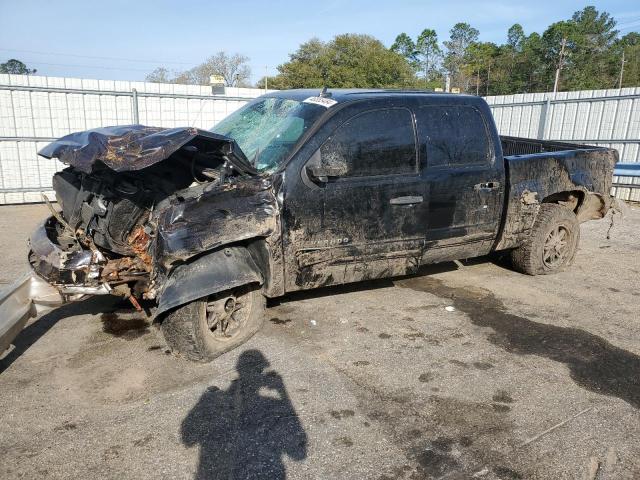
left=160, top=284, right=265, bottom=362
left=510, top=203, right=580, bottom=275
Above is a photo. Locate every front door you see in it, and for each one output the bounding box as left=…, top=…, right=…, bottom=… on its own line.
left=282, top=106, right=428, bottom=291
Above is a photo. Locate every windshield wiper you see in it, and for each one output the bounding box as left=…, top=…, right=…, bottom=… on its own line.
left=195, top=130, right=258, bottom=176
left=225, top=141, right=259, bottom=176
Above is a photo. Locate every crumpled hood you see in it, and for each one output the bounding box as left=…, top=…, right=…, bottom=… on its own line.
left=38, top=124, right=257, bottom=175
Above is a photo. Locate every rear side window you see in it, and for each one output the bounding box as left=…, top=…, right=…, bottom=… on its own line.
left=320, top=108, right=417, bottom=177
left=416, top=105, right=491, bottom=167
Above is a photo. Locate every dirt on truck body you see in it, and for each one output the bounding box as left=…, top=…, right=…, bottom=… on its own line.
left=2, top=88, right=617, bottom=362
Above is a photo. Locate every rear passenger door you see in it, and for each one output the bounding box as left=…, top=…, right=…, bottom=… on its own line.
left=282, top=105, right=428, bottom=291
left=415, top=104, right=504, bottom=261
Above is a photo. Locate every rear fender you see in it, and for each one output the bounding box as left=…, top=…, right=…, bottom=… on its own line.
left=156, top=246, right=263, bottom=316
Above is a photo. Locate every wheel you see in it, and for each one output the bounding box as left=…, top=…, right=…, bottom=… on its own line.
left=510, top=203, right=580, bottom=275
left=160, top=284, right=265, bottom=362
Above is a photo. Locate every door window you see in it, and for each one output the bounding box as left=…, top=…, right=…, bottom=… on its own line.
left=416, top=106, right=492, bottom=168
left=320, top=108, right=417, bottom=177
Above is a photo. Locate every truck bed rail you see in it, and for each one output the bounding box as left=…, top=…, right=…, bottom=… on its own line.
left=501, top=136, right=602, bottom=157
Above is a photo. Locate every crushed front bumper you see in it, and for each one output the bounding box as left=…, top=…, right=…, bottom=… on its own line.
left=29, top=217, right=114, bottom=294
left=0, top=217, right=118, bottom=354
left=29, top=216, right=146, bottom=297
left=29, top=216, right=103, bottom=285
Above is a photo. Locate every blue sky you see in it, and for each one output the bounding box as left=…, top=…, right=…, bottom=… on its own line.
left=1, top=0, right=639, bottom=84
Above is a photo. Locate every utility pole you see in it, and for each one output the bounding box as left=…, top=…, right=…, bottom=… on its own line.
left=476, top=69, right=480, bottom=96
left=553, top=37, right=567, bottom=93
left=264, top=65, right=268, bottom=92
left=618, top=49, right=626, bottom=89
left=486, top=64, right=491, bottom=96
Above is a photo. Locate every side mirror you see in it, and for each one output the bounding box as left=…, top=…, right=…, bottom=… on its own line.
left=305, top=149, right=349, bottom=183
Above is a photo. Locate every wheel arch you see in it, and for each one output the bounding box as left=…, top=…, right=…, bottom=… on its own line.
left=156, top=243, right=264, bottom=316
left=541, top=188, right=610, bottom=223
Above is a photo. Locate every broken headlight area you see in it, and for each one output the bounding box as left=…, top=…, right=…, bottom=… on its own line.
left=28, top=216, right=151, bottom=307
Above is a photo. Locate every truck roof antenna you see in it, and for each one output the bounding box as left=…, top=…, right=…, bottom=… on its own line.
left=319, top=86, right=331, bottom=98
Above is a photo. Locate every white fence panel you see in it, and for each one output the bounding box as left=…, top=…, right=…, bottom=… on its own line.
left=485, top=87, right=640, bottom=163
left=487, top=88, right=640, bottom=202
left=0, top=74, right=272, bottom=204
left=1, top=76, right=639, bottom=203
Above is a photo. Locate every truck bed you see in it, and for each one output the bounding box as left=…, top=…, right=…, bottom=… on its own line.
left=495, top=136, right=618, bottom=251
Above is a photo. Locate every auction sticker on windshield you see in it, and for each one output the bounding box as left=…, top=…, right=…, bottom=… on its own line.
left=303, top=96, right=338, bottom=108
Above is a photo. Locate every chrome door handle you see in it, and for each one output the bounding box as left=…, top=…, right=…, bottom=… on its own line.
left=390, top=195, right=423, bottom=205
left=474, top=182, right=500, bottom=191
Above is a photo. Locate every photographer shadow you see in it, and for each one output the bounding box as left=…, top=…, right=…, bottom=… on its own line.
left=181, top=350, right=307, bottom=480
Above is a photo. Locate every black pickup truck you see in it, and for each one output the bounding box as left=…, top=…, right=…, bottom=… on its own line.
left=2, top=89, right=617, bottom=361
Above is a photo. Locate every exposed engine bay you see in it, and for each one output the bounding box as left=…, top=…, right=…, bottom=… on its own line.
left=28, top=125, right=259, bottom=309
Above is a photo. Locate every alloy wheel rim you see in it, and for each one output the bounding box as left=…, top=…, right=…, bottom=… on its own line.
left=205, top=289, right=250, bottom=340
left=543, top=225, right=569, bottom=268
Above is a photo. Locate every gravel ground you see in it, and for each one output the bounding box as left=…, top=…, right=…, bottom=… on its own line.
left=0, top=203, right=639, bottom=480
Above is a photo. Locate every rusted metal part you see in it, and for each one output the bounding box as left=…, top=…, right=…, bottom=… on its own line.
left=128, top=295, right=142, bottom=311
left=101, top=257, right=150, bottom=282
left=127, top=225, right=152, bottom=267
left=110, top=284, right=143, bottom=311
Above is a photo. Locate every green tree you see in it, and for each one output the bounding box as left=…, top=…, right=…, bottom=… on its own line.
left=273, top=38, right=328, bottom=87
left=507, top=24, right=526, bottom=50
left=391, top=33, right=418, bottom=69
left=498, top=24, right=527, bottom=94
left=520, top=32, right=547, bottom=92
left=416, top=29, right=443, bottom=87
left=271, top=34, right=417, bottom=88
left=569, top=6, right=618, bottom=89
left=541, top=7, right=618, bottom=91
left=613, top=32, right=640, bottom=88
left=0, top=59, right=36, bottom=75
left=491, top=24, right=544, bottom=94
left=465, top=42, right=498, bottom=95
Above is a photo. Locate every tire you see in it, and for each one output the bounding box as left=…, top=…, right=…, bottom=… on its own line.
left=160, top=284, right=265, bottom=362
left=510, top=203, right=580, bottom=275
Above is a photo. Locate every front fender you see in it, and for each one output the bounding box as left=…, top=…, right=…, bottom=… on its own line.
left=156, top=246, right=263, bottom=315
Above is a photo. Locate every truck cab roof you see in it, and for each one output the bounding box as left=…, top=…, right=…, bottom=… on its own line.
left=265, top=88, right=475, bottom=105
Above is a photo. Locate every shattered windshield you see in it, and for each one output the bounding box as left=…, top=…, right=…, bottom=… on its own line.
left=210, top=97, right=326, bottom=173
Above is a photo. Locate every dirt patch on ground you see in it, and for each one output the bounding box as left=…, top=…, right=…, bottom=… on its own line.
left=396, top=276, right=640, bottom=410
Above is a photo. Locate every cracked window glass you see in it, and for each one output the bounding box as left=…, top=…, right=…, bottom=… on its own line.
left=211, top=97, right=325, bottom=173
